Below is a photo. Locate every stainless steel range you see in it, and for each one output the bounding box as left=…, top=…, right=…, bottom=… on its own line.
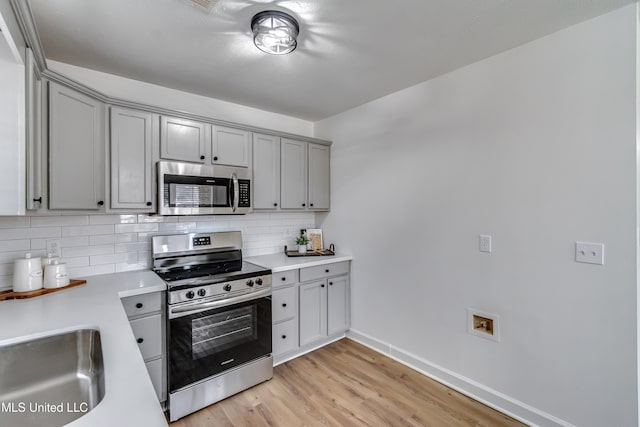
left=152, top=231, right=273, bottom=422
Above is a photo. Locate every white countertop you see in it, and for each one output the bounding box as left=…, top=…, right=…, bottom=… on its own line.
left=246, top=252, right=353, bottom=272
left=0, top=270, right=168, bottom=427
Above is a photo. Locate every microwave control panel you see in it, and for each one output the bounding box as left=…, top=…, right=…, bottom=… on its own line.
left=238, top=181, right=250, bottom=207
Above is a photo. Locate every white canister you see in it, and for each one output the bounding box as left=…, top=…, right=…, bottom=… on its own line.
left=12, top=253, right=43, bottom=292
left=44, top=260, right=70, bottom=289
left=42, top=253, right=60, bottom=270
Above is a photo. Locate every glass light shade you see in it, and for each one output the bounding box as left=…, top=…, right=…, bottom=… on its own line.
left=251, top=10, right=299, bottom=55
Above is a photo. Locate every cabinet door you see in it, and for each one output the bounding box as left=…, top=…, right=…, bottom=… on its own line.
left=308, top=143, right=330, bottom=210
left=110, top=107, right=155, bottom=210
left=26, top=48, right=43, bottom=210
left=130, top=314, right=163, bottom=360
left=145, top=358, right=166, bottom=402
left=252, top=133, right=280, bottom=209
left=327, top=275, right=350, bottom=335
left=49, top=82, right=105, bottom=210
left=280, top=138, right=307, bottom=209
left=299, top=280, right=327, bottom=346
left=212, top=125, right=250, bottom=167
left=160, top=116, right=206, bottom=163
left=272, top=285, right=296, bottom=323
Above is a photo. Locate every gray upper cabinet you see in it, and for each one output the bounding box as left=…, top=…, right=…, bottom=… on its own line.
left=211, top=125, right=250, bottom=167
left=280, top=138, right=307, bottom=209
left=307, top=143, right=330, bottom=210
left=49, top=82, right=105, bottom=210
left=252, top=133, right=280, bottom=209
left=110, top=107, right=156, bottom=211
left=25, top=48, right=43, bottom=211
left=160, top=116, right=207, bottom=163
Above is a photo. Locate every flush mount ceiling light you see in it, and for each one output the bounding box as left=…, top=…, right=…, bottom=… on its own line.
left=251, top=10, right=299, bottom=55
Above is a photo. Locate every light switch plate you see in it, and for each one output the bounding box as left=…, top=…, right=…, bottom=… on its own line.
left=575, top=242, right=604, bottom=265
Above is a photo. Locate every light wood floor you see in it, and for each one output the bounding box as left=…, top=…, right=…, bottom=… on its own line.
left=169, top=339, right=525, bottom=426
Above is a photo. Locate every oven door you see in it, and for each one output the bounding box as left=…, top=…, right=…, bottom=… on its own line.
left=167, top=290, right=272, bottom=392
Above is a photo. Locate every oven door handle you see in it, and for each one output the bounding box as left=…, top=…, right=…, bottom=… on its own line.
left=231, top=173, right=239, bottom=213
left=169, top=288, right=271, bottom=319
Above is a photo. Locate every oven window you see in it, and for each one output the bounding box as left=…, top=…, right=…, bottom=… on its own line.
left=192, top=305, right=257, bottom=359
left=168, top=296, right=271, bottom=392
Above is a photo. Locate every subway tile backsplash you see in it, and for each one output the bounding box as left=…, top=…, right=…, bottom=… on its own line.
left=0, top=212, right=315, bottom=290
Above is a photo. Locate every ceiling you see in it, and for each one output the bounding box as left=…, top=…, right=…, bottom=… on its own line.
left=29, top=0, right=635, bottom=121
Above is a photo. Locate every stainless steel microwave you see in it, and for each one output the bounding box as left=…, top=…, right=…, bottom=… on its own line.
left=158, top=161, right=251, bottom=215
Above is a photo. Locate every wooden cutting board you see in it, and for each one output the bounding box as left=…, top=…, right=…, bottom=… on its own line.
left=285, top=249, right=336, bottom=257
left=0, top=279, right=87, bottom=301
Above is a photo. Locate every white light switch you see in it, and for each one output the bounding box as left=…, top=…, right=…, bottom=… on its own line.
left=479, top=235, right=492, bottom=253
left=575, top=242, right=604, bottom=265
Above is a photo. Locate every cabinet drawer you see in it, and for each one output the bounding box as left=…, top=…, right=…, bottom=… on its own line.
left=130, top=314, right=163, bottom=360
left=272, top=286, right=296, bottom=323
left=122, top=292, right=162, bottom=318
left=273, top=319, right=298, bottom=356
left=145, top=358, right=165, bottom=401
left=273, top=270, right=298, bottom=288
left=300, top=261, right=350, bottom=282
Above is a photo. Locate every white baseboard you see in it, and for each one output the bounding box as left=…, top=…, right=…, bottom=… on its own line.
left=346, top=329, right=574, bottom=427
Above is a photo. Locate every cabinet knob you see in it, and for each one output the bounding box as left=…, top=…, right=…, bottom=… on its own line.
left=33, top=197, right=42, bottom=203
left=200, top=155, right=205, bottom=160
left=282, top=303, right=287, bottom=307
left=321, top=284, right=325, bottom=288
left=136, top=303, right=143, bottom=309
left=281, top=335, right=287, bottom=339
left=281, top=277, right=286, bottom=281
left=329, top=282, right=333, bottom=286
left=213, top=156, right=218, bottom=161
left=97, top=200, right=104, bottom=206
left=274, top=203, right=278, bottom=207
left=325, top=269, right=330, bottom=273
left=310, top=203, right=314, bottom=207
left=302, top=203, right=306, bottom=207
left=137, top=338, right=144, bottom=344
left=146, top=201, right=152, bottom=206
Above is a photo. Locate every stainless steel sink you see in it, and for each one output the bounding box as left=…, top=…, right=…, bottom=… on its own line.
left=0, top=329, right=105, bottom=427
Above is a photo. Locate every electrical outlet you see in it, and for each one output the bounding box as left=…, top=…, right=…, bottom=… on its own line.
left=575, top=242, right=604, bottom=265
left=467, top=309, right=500, bottom=342
left=46, top=239, right=61, bottom=257
left=479, top=235, right=492, bottom=253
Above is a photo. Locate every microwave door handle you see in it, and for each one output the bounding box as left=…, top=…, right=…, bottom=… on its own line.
left=231, top=173, right=239, bottom=212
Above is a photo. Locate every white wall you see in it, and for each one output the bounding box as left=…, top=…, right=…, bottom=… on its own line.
left=48, top=60, right=313, bottom=137
left=315, top=5, right=637, bottom=427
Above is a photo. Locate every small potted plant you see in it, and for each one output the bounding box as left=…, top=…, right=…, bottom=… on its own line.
left=295, top=234, right=310, bottom=254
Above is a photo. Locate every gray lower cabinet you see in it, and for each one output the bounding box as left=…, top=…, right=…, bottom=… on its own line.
left=49, top=81, right=105, bottom=210
left=272, top=261, right=350, bottom=363
left=121, top=292, right=166, bottom=403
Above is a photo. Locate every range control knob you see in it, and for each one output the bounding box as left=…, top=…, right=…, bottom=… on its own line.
left=255, top=278, right=263, bottom=286
left=197, top=289, right=206, bottom=297
left=246, top=280, right=254, bottom=287
left=185, top=291, right=195, bottom=299
left=223, top=284, right=232, bottom=292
